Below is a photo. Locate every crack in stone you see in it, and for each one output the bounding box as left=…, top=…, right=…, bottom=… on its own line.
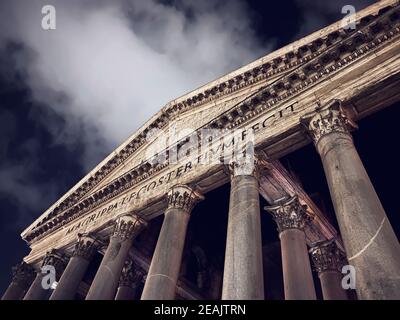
left=348, top=217, right=386, bottom=261
left=146, top=273, right=175, bottom=283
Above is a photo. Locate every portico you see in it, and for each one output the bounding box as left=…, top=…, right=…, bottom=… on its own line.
left=2, top=0, right=400, bottom=301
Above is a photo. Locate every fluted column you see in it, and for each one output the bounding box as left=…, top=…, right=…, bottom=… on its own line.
left=141, top=185, right=204, bottom=300
left=115, top=257, right=143, bottom=300
left=265, top=196, right=316, bottom=300
left=221, top=159, right=264, bottom=300
left=301, top=100, right=400, bottom=299
left=50, top=234, right=100, bottom=300
left=23, top=249, right=67, bottom=300
left=310, top=239, right=348, bottom=300
left=2, top=262, right=35, bottom=300
left=86, top=214, right=146, bottom=300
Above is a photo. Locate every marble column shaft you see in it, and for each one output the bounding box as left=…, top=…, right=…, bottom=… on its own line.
left=301, top=100, right=400, bottom=299
left=23, top=249, right=67, bottom=300
left=266, top=196, right=316, bottom=300
left=310, top=240, right=348, bottom=300
left=222, top=160, right=264, bottom=300
left=50, top=234, right=99, bottom=300
left=141, top=185, right=203, bottom=300
left=1, top=262, right=35, bottom=300
left=86, top=214, right=146, bottom=300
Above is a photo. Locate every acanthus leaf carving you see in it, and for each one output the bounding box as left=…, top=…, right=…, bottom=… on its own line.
left=41, top=249, right=68, bottom=280
left=166, top=185, right=204, bottom=213
left=73, top=233, right=100, bottom=260
left=300, top=100, right=358, bottom=146
left=265, top=195, right=313, bottom=232
left=119, top=258, right=144, bottom=288
left=309, top=239, right=347, bottom=273
left=112, top=214, right=147, bottom=241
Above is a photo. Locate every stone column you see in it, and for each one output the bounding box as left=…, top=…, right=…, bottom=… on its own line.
left=86, top=214, right=146, bottom=300
left=309, top=239, right=348, bottom=300
left=221, top=159, right=264, bottom=300
left=50, top=234, right=100, bottom=300
left=115, top=257, right=143, bottom=300
left=23, top=249, right=67, bottom=300
left=1, top=262, right=35, bottom=300
left=301, top=100, right=400, bottom=299
left=141, top=185, right=204, bottom=300
left=265, top=196, right=316, bottom=300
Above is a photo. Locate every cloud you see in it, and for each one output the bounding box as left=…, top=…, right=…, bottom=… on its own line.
left=0, top=0, right=269, bottom=170
left=0, top=110, right=60, bottom=229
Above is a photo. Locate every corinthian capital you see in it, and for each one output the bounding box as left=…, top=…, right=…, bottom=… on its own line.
left=41, top=249, right=68, bottom=279
left=112, top=214, right=147, bottom=241
left=166, top=185, right=204, bottom=213
left=226, top=156, right=271, bottom=178
left=309, top=239, right=347, bottom=273
left=300, top=100, right=357, bottom=146
left=11, top=262, right=35, bottom=288
left=119, top=258, right=144, bottom=288
left=73, top=233, right=100, bottom=260
left=265, top=195, right=312, bottom=233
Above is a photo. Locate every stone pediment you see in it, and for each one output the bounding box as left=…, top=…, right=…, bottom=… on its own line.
left=22, top=0, right=400, bottom=247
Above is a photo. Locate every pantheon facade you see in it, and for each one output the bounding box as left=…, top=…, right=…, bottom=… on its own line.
left=2, top=0, right=400, bottom=300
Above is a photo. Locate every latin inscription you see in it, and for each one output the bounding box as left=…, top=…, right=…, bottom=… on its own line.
left=65, top=102, right=297, bottom=236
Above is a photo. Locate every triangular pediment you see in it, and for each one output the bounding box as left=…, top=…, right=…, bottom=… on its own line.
left=22, top=0, right=399, bottom=245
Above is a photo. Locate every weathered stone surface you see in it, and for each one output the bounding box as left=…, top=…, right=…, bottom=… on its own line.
left=22, top=273, right=50, bottom=301
left=266, top=196, right=316, bottom=300
left=141, top=185, right=203, bottom=300
left=4, top=0, right=399, bottom=302
left=24, top=250, right=67, bottom=300
left=319, top=271, right=348, bottom=300
left=258, top=158, right=339, bottom=245
left=280, top=229, right=316, bottom=300
left=115, top=257, right=143, bottom=300
left=309, top=239, right=348, bottom=300
left=86, top=215, right=146, bottom=300
left=1, top=262, right=35, bottom=300
left=222, top=166, right=264, bottom=300
left=302, top=100, right=400, bottom=300
left=115, top=286, right=138, bottom=300
left=21, top=1, right=400, bottom=266
left=50, top=234, right=100, bottom=300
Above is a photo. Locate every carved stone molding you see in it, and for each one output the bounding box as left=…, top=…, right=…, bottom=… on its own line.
left=226, top=155, right=272, bottom=178
left=41, top=249, right=68, bottom=280
left=73, top=233, right=100, bottom=260
left=166, top=185, right=204, bottom=213
left=265, top=195, right=312, bottom=232
left=112, top=214, right=146, bottom=241
left=309, top=239, right=347, bottom=273
left=119, top=258, right=144, bottom=288
left=11, top=262, right=35, bottom=288
left=300, top=100, right=358, bottom=146
left=24, top=3, right=400, bottom=244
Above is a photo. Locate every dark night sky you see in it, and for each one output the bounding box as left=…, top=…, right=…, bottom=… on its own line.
left=0, top=0, right=387, bottom=294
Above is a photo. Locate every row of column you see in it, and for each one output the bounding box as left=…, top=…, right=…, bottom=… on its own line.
left=1, top=184, right=205, bottom=301
left=2, top=216, right=146, bottom=300
left=2, top=100, right=400, bottom=300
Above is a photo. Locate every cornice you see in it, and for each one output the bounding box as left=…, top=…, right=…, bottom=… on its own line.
left=24, top=2, right=400, bottom=244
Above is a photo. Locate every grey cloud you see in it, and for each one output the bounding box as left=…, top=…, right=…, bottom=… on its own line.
left=0, top=0, right=269, bottom=170
left=0, top=139, right=60, bottom=229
